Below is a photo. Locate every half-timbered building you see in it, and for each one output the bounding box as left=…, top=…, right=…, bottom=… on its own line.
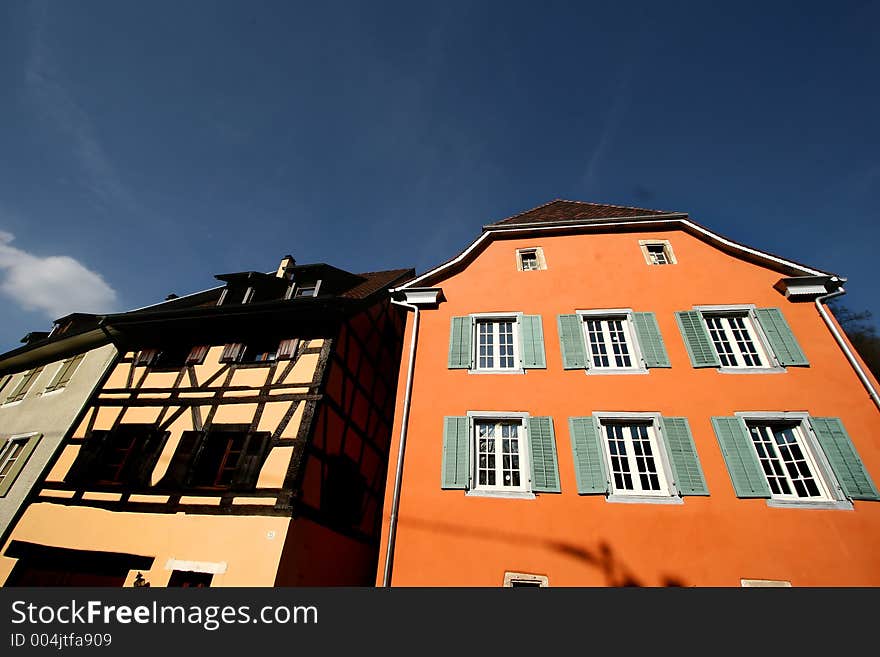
left=0, top=256, right=412, bottom=586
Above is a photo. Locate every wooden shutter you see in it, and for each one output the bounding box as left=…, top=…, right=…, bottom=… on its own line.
left=0, top=434, right=42, bottom=496
left=527, top=417, right=560, bottom=493
left=232, top=432, right=271, bottom=489
left=754, top=308, right=809, bottom=366
left=135, top=349, right=158, bottom=366
left=809, top=417, right=880, bottom=501
left=675, top=311, right=720, bottom=367
left=130, top=430, right=168, bottom=487
left=160, top=431, right=202, bottom=487
left=568, top=417, right=608, bottom=494
left=659, top=417, right=709, bottom=496
left=632, top=312, right=671, bottom=368
left=518, top=315, right=546, bottom=369
left=0, top=374, right=11, bottom=394
left=276, top=339, right=299, bottom=360
left=219, top=343, right=244, bottom=363
left=6, top=367, right=44, bottom=402
left=448, top=317, right=472, bottom=369
left=557, top=314, right=587, bottom=369
left=711, top=417, right=771, bottom=498
left=45, top=354, right=85, bottom=392
left=441, top=416, right=469, bottom=489
left=185, top=346, right=210, bottom=365
left=65, top=430, right=112, bottom=485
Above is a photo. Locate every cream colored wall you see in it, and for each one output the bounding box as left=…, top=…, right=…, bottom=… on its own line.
left=0, top=503, right=290, bottom=586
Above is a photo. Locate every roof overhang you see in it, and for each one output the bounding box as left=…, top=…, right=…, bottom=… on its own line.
left=0, top=327, right=110, bottom=376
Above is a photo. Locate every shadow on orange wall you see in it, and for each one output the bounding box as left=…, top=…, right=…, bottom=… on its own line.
left=402, top=516, right=687, bottom=587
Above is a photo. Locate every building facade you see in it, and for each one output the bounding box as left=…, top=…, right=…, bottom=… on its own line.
left=377, top=200, right=880, bottom=587
left=0, top=317, right=118, bottom=543
left=0, top=257, right=412, bottom=587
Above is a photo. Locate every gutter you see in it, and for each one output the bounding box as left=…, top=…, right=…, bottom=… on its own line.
left=381, top=296, right=421, bottom=587
left=814, top=281, right=880, bottom=411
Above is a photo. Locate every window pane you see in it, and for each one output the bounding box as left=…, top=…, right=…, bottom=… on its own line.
left=748, top=423, right=825, bottom=500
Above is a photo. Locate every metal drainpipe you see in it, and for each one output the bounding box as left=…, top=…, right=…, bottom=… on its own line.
left=814, top=285, right=880, bottom=411
left=382, top=297, right=420, bottom=587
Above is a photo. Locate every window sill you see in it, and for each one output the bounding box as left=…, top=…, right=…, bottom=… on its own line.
left=467, top=369, right=526, bottom=375
left=466, top=489, right=536, bottom=500
left=766, top=499, right=853, bottom=511
left=585, top=368, right=649, bottom=376
left=716, top=367, right=786, bottom=375
left=606, top=494, right=683, bottom=505
left=39, top=388, right=65, bottom=398
left=234, top=361, right=277, bottom=369
left=1, top=400, right=23, bottom=408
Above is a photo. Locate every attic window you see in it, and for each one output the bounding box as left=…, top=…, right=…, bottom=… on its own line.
left=639, top=240, right=676, bottom=265
left=516, top=247, right=546, bottom=271
left=294, top=281, right=321, bottom=298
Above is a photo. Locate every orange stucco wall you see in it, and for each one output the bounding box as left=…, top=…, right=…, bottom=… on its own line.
left=377, top=228, right=880, bottom=586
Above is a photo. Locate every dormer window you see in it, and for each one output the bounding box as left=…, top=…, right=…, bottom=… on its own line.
left=294, top=281, right=320, bottom=298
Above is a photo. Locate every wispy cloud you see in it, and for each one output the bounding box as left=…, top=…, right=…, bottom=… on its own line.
left=0, top=230, right=117, bottom=319
left=25, top=0, right=138, bottom=211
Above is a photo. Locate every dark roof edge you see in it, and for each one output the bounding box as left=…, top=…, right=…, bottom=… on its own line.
left=0, top=327, right=111, bottom=376
left=482, top=211, right=687, bottom=230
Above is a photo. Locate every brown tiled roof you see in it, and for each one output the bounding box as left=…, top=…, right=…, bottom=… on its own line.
left=487, top=199, right=678, bottom=227
left=342, top=268, right=414, bottom=299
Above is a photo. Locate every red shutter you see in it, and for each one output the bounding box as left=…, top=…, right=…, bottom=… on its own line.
left=186, top=345, right=210, bottom=365
left=136, top=349, right=158, bottom=366
left=219, top=343, right=244, bottom=363
left=276, top=339, right=299, bottom=360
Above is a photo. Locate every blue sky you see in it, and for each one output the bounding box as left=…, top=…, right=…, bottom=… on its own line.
left=0, top=0, right=877, bottom=351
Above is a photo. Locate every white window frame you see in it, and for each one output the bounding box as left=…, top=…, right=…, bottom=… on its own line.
left=465, top=411, right=534, bottom=499
left=504, top=571, right=549, bottom=587
left=593, top=412, right=681, bottom=504
left=576, top=309, right=647, bottom=375
left=469, top=313, right=525, bottom=375
left=694, top=304, right=784, bottom=373
left=293, top=280, right=322, bottom=298
left=639, top=239, right=676, bottom=265
left=516, top=247, right=546, bottom=271
left=734, top=411, right=852, bottom=510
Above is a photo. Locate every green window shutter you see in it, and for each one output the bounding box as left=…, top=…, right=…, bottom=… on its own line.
left=0, top=374, right=11, bottom=395
left=518, top=315, right=547, bottom=369
left=810, top=417, right=880, bottom=501
left=5, top=367, right=44, bottom=402
left=660, top=417, right=709, bottom=496
left=448, top=317, right=472, bottom=369
left=675, top=311, right=720, bottom=368
left=0, top=433, right=42, bottom=496
left=711, top=417, right=771, bottom=498
left=568, top=417, right=608, bottom=494
left=441, top=416, right=470, bottom=489
left=754, top=308, right=809, bottom=367
left=557, top=314, right=587, bottom=369
left=527, top=417, right=560, bottom=493
left=633, top=312, right=671, bottom=368
left=45, top=354, right=85, bottom=392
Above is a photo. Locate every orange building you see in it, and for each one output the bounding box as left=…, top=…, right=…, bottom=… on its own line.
left=377, top=200, right=880, bottom=587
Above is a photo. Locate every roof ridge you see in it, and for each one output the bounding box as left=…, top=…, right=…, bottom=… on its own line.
left=492, top=199, right=563, bottom=225
left=551, top=198, right=674, bottom=215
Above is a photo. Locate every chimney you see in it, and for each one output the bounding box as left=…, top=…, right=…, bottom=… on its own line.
left=276, top=255, right=296, bottom=280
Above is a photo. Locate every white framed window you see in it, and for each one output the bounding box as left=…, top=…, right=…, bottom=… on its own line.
left=473, top=417, right=529, bottom=493
left=475, top=317, right=520, bottom=372
left=744, top=419, right=833, bottom=502
left=504, top=571, right=549, bottom=587
left=578, top=310, right=645, bottom=373
left=293, top=280, right=321, bottom=298
left=0, top=438, right=28, bottom=487
left=516, top=247, right=546, bottom=271
left=598, top=417, right=673, bottom=498
left=696, top=306, right=777, bottom=370
left=639, top=240, right=676, bottom=265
